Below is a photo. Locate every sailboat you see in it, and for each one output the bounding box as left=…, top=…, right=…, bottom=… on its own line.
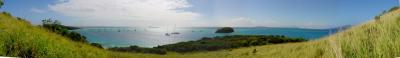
left=165, top=33, right=170, bottom=36
left=170, top=25, right=180, bottom=34
left=165, top=25, right=180, bottom=36
left=165, top=26, right=171, bottom=36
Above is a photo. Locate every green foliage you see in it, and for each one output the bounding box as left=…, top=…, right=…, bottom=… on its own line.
left=2, top=12, right=11, bottom=17
left=154, top=35, right=307, bottom=53
left=40, top=18, right=88, bottom=43
left=90, top=43, right=103, bottom=49
left=3, top=36, right=35, bottom=58
left=389, top=6, right=399, bottom=12
left=0, top=0, right=3, bottom=8
left=252, top=49, right=257, bottom=54
left=375, top=16, right=380, bottom=21
left=109, top=45, right=167, bottom=55
left=15, top=17, right=31, bottom=25
left=215, top=27, right=234, bottom=33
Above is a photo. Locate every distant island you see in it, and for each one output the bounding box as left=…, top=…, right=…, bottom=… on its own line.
left=215, top=27, right=234, bottom=33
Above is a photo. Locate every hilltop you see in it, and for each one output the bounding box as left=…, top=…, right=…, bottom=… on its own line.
left=0, top=7, right=400, bottom=58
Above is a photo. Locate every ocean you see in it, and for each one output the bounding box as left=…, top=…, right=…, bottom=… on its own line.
left=73, top=27, right=333, bottom=48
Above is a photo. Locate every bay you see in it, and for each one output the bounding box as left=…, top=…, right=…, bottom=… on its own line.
left=73, top=27, right=333, bottom=48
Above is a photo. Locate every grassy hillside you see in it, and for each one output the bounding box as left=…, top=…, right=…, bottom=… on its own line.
left=0, top=12, right=143, bottom=58
left=0, top=7, right=399, bottom=58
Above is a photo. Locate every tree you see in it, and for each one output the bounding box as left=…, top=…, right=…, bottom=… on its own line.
left=90, top=43, right=103, bottom=49
left=0, top=0, right=3, bottom=8
left=41, top=18, right=88, bottom=43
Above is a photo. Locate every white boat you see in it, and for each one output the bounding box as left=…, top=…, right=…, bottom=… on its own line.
left=165, top=33, right=170, bottom=36
left=171, top=32, right=180, bottom=34
left=165, top=25, right=180, bottom=36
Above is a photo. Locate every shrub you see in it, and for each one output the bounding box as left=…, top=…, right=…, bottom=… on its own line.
left=90, top=43, right=103, bottom=49
left=375, top=16, right=381, bottom=21
left=40, top=18, right=88, bottom=43
left=389, top=7, right=399, bottom=12
left=109, top=45, right=167, bottom=55
left=0, top=0, right=3, bottom=8
left=252, top=49, right=257, bottom=54
left=16, top=17, right=31, bottom=24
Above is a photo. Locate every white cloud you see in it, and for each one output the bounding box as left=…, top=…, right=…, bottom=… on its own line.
left=213, top=17, right=283, bottom=27
left=216, top=17, right=255, bottom=27
left=49, top=0, right=200, bottom=26
left=47, top=0, right=329, bottom=29
left=212, top=17, right=329, bottom=29
left=298, top=22, right=329, bottom=29
left=30, top=8, right=47, bottom=13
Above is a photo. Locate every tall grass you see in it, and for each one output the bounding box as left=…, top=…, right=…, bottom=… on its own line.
left=332, top=8, right=400, bottom=58
left=0, top=12, right=131, bottom=58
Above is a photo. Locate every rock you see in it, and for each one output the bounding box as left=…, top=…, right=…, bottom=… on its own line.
left=215, top=27, right=234, bottom=33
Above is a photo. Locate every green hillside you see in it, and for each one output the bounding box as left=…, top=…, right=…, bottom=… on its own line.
left=0, top=7, right=400, bottom=58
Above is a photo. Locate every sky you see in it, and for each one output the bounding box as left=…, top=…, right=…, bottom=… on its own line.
left=1, top=0, right=398, bottom=29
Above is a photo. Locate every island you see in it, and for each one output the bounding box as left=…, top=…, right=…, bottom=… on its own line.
left=215, top=27, right=235, bottom=33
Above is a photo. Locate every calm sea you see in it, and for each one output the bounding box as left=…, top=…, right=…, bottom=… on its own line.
left=73, top=27, right=333, bottom=48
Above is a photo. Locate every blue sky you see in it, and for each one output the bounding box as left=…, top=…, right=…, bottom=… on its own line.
left=1, top=0, right=398, bottom=29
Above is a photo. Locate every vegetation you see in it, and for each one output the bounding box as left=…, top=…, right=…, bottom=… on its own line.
left=90, top=43, right=103, bottom=49
left=1, top=4, right=400, bottom=58
left=0, top=0, right=3, bottom=8
left=40, top=18, right=88, bottom=43
left=109, top=45, right=167, bottom=55
left=215, top=27, right=234, bottom=33
left=154, top=35, right=306, bottom=53
left=388, top=6, right=399, bottom=12
left=108, top=35, right=305, bottom=54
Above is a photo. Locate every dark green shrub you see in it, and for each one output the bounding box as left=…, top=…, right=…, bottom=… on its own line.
left=109, top=45, right=167, bottom=55
left=16, top=17, right=31, bottom=24
left=90, top=43, right=103, bottom=49
left=375, top=16, right=380, bottom=20
left=0, top=0, right=3, bottom=8
left=252, top=49, right=257, bottom=54
left=389, top=7, right=399, bottom=12
left=40, top=19, right=88, bottom=43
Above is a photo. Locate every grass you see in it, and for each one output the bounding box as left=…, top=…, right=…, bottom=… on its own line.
left=0, top=7, right=400, bottom=58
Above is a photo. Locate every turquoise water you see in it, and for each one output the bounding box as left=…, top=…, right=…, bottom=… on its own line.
left=73, top=27, right=332, bottom=48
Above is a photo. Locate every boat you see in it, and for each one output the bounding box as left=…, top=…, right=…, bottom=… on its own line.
left=171, top=25, right=180, bottom=34
left=171, top=32, right=180, bottom=34
left=165, top=25, right=180, bottom=36
left=165, top=33, right=170, bottom=36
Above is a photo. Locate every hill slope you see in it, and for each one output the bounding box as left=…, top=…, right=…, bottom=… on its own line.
left=0, top=7, right=399, bottom=58
left=0, top=12, right=143, bottom=58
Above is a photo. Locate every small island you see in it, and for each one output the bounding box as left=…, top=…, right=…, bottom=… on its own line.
left=215, top=27, right=234, bottom=33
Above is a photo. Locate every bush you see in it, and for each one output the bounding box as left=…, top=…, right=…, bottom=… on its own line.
left=16, top=17, right=31, bottom=24
left=0, top=0, right=3, bottom=8
left=40, top=18, right=88, bottom=43
left=109, top=45, right=167, bottom=55
left=389, top=7, right=399, bottom=12
left=90, top=43, right=103, bottom=49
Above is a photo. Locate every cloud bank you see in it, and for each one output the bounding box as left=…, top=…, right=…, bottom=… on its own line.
left=48, top=0, right=329, bottom=29
left=49, top=0, right=200, bottom=26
